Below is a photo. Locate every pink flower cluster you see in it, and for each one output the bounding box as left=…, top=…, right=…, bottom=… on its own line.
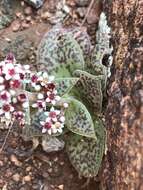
left=30, top=72, right=68, bottom=135
left=0, top=53, right=30, bottom=126
left=0, top=54, right=68, bottom=135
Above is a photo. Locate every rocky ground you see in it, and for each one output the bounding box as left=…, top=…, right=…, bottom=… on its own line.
left=0, top=0, right=102, bottom=189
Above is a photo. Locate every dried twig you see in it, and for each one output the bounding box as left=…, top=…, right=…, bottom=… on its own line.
left=0, top=123, right=13, bottom=153
left=80, top=0, right=95, bottom=28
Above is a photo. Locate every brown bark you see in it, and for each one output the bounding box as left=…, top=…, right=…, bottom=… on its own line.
left=102, top=1, right=143, bottom=190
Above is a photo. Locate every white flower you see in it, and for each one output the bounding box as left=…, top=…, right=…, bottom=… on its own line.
left=0, top=76, right=4, bottom=83
left=32, top=100, right=46, bottom=110
left=9, top=89, right=16, bottom=96
left=0, top=104, right=14, bottom=119
left=52, top=122, right=64, bottom=134
left=0, top=91, right=11, bottom=103
left=48, top=76, right=55, bottom=82
left=22, top=102, right=29, bottom=108
left=37, top=93, right=44, bottom=99
left=63, top=102, right=68, bottom=108
left=34, top=85, right=41, bottom=91
left=59, top=116, right=65, bottom=122
left=42, top=72, right=48, bottom=78
left=3, top=63, right=15, bottom=80
left=0, top=85, right=5, bottom=91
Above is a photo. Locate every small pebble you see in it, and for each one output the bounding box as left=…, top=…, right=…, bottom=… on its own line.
left=10, top=154, right=22, bottom=166
left=12, top=21, right=21, bottom=32
left=24, top=6, right=32, bottom=15
left=21, top=22, right=30, bottom=29
left=75, top=0, right=90, bottom=7
left=12, top=173, right=20, bottom=182
left=86, top=10, right=99, bottom=24
left=58, top=184, right=64, bottom=190
left=0, top=160, right=4, bottom=166
left=26, top=16, right=32, bottom=22
left=23, top=175, right=31, bottom=182
left=76, top=7, right=86, bottom=18
left=41, top=11, right=52, bottom=20
left=26, top=166, right=32, bottom=172
left=15, top=12, right=22, bottom=18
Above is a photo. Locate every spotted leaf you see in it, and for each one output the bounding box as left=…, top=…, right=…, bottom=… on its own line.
left=37, top=28, right=84, bottom=77
left=66, top=117, right=106, bottom=178
left=73, top=70, right=103, bottom=113
left=65, top=97, right=96, bottom=139
left=55, top=77, right=79, bottom=96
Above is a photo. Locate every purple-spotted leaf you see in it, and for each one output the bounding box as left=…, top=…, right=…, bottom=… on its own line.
left=55, top=78, right=79, bottom=96
left=66, top=117, right=106, bottom=178
left=37, top=28, right=84, bottom=78
left=65, top=97, right=96, bottom=139
left=73, top=70, right=103, bottom=113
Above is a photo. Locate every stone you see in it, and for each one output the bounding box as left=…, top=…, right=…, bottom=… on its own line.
left=23, top=175, right=31, bottom=182
left=75, top=0, right=90, bottom=7
left=10, top=154, right=22, bottom=166
left=76, top=7, right=86, bottom=18
left=58, top=185, right=64, bottom=190
left=86, top=10, right=98, bottom=24
left=12, top=173, right=21, bottom=182
left=25, top=16, right=32, bottom=22
left=24, top=6, right=32, bottom=15
left=21, top=22, right=30, bottom=29
left=12, top=21, right=21, bottom=32
left=0, top=0, right=13, bottom=29
left=41, top=11, right=52, bottom=20
left=24, top=0, right=44, bottom=9
left=26, top=166, right=32, bottom=172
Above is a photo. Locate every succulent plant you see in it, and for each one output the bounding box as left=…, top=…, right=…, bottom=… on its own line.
left=23, top=12, right=112, bottom=178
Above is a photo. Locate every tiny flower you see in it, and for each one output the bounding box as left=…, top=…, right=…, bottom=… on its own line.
left=42, top=72, right=48, bottom=78
left=48, top=76, right=55, bottom=82
left=32, top=100, right=46, bottom=110
left=63, top=102, right=68, bottom=108
left=40, top=121, right=52, bottom=134
left=9, top=89, right=16, bottom=96
left=46, top=91, right=60, bottom=105
left=0, top=85, right=5, bottom=91
left=5, top=53, right=15, bottom=63
left=14, top=111, right=24, bottom=120
left=34, top=85, right=41, bottom=91
left=12, top=97, right=17, bottom=103
left=0, top=76, right=4, bottom=83
left=10, top=80, right=21, bottom=88
left=46, top=83, right=55, bottom=91
left=23, top=65, right=30, bottom=70
left=0, top=91, right=11, bottom=102
left=19, top=73, right=25, bottom=80
left=18, top=93, right=27, bottom=102
left=0, top=104, right=14, bottom=119
left=49, top=107, right=60, bottom=122
left=52, top=122, right=64, bottom=134
left=31, top=75, right=38, bottom=83
left=3, top=63, right=15, bottom=80
left=22, top=101, right=29, bottom=108
left=37, top=93, right=44, bottom=99
left=13, top=73, right=20, bottom=80
left=59, top=116, right=65, bottom=122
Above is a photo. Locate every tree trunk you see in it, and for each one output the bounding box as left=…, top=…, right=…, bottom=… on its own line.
left=102, top=1, right=143, bottom=189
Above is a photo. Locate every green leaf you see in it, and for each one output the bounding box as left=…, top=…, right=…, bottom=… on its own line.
left=37, top=29, right=85, bottom=77
left=66, top=117, right=106, bottom=178
left=55, top=77, right=79, bottom=96
left=87, top=64, right=108, bottom=91
left=65, top=97, right=96, bottom=139
left=73, top=70, right=103, bottom=113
